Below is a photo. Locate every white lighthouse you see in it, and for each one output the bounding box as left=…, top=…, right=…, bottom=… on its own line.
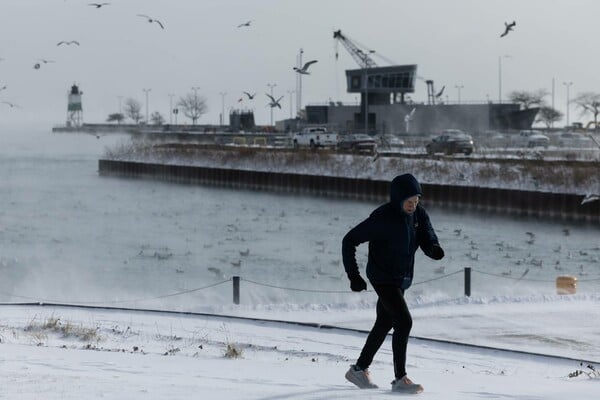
left=66, top=83, right=83, bottom=127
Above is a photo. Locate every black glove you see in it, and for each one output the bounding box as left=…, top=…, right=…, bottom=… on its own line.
left=349, top=274, right=367, bottom=292
left=430, top=244, right=445, bottom=260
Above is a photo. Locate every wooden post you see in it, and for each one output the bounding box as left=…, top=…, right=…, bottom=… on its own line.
left=233, top=276, right=240, bottom=304
left=464, top=267, right=471, bottom=297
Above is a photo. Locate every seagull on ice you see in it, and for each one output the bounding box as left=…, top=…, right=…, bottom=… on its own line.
left=57, top=40, right=80, bottom=46
left=581, top=193, right=600, bottom=205
left=137, top=14, right=165, bottom=29
left=89, top=2, right=110, bottom=8
left=237, top=20, right=252, bottom=28
left=243, top=91, right=256, bottom=100
left=500, top=21, right=516, bottom=37
left=293, top=60, right=318, bottom=75
left=266, top=93, right=283, bottom=109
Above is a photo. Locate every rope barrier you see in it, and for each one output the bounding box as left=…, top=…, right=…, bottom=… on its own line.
left=472, top=269, right=556, bottom=282
left=472, top=268, right=600, bottom=283
left=0, top=279, right=231, bottom=305
left=1, top=268, right=598, bottom=305
left=412, top=269, right=463, bottom=285
left=241, top=278, right=351, bottom=293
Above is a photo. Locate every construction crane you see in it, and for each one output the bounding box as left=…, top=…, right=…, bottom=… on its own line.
left=333, top=30, right=377, bottom=69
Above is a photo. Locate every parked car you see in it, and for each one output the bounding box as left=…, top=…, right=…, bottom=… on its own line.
left=337, top=133, right=377, bottom=154
left=513, top=130, right=550, bottom=148
left=375, top=134, right=405, bottom=150
left=557, top=132, right=593, bottom=147
left=425, top=131, right=474, bottom=155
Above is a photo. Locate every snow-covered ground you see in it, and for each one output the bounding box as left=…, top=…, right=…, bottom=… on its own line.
left=1, top=303, right=598, bottom=400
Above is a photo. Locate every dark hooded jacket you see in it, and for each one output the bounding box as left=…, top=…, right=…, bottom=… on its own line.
left=342, top=174, right=440, bottom=289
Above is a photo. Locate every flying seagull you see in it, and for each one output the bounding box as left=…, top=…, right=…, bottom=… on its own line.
left=57, top=40, right=80, bottom=46
left=243, top=91, right=256, bottom=100
left=581, top=193, right=600, bottom=205
left=237, top=20, right=252, bottom=28
left=89, top=2, right=110, bottom=8
left=435, top=85, right=445, bottom=98
left=33, top=59, right=55, bottom=69
left=0, top=84, right=7, bottom=91
left=1, top=101, right=21, bottom=108
left=266, top=93, right=283, bottom=109
left=500, top=21, right=516, bottom=37
left=293, top=60, right=318, bottom=75
left=137, top=14, right=165, bottom=29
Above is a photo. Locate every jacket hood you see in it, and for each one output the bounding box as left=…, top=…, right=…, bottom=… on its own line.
left=390, top=174, right=422, bottom=211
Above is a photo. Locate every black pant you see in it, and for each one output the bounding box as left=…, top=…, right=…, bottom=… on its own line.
left=356, top=284, right=412, bottom=379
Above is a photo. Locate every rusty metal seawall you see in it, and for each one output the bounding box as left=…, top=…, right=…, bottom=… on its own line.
left=98, top=160, right=600, bottom=223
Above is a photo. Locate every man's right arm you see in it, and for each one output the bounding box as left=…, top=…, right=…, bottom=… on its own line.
left=341, top=217, right=377, bottom=277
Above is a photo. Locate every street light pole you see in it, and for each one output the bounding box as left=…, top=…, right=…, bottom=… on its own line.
left=454, top=84, right=464, bottom=104
left=168, top=94, right=174, bottom=125
left=563, top=81, right=573, bottom=127
left=296, top=48, right=303, bottom=117
left=498, top=55, right=511, bottom=104
left=287, top=90, right=295, bottom=119
left=117, top=96, right=123, bottom=115
left=142, top=88, right=151, bottom=124
left=267, top=83, right=277, bottom=126
left=191, top=86, right=201, bottom=125
left=219, top=92, right=227, bottom=126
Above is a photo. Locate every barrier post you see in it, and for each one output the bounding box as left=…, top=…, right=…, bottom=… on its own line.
left=233, top=276, right=240, bottom=304
left=464, top=267, right=471, bottom=297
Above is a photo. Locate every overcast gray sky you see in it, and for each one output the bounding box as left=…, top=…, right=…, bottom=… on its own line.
left=0, top=0, right=598, bottom=128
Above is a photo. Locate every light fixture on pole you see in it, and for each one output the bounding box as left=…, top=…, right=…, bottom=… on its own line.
left=498, top=55, right=511, bottom=104
left=563, top=81, right=573, bottom=127
left=454, top=84, right=464, bottom=104
left=267, top=83, right=277, bottom=126
left=219, top=92, right=227, bottom=126
left=142, top=88, right=151, bottom=124
left=287, top=90, right=295, bottom=119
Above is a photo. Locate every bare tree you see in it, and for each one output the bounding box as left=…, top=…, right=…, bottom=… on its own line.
left=123, top=98, right=143, bottom=124
left=177, top=91, right=208, bottom=125
left=572, top=92, right=600, bottom=131
left=150, top=111, right=165, bottom=125
left=106, top=113, right=125, bottom=124
left=536, top=106, right=563, bottom=129
left=508, top=89, right=548, bottom=109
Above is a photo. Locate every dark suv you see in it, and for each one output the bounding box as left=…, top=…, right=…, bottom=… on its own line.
left=425, top=130, right=474, bottom=155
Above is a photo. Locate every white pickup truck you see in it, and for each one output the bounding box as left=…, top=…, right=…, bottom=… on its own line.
left=291, top=127, right=338, bottom=148
left=512, top=130, right=550, bottom=148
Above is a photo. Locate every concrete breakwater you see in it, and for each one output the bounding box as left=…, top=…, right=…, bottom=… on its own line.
left=98, top=159, right=599, bottom=222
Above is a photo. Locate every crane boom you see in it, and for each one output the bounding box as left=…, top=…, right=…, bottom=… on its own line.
left=333, top=30, right=377, bottom=69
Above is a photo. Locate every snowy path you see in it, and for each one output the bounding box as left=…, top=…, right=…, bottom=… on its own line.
left=0, top=304, right=597, bottom=400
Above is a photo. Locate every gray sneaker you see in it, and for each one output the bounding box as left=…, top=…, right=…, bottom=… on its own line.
left=345, top=365, right=378, bottom=389
left=391, top=376, right=424, bottom=394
